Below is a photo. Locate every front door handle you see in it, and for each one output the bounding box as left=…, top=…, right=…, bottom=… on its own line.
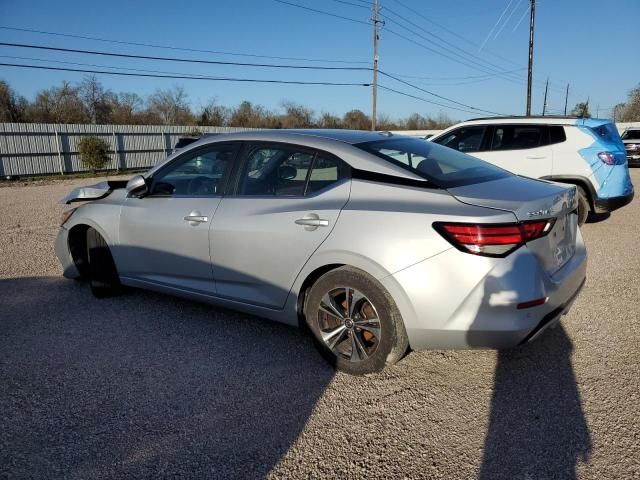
left=295, top=213, right=329, bottom=231
left=184, top=210, right=208, bottom=225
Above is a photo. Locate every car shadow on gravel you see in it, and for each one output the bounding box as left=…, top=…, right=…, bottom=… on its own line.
left=479, top=326, right=592, bottom=480
left=467, top=255, right=592, bottom=479
left=0, top=276, right=334, bottom=479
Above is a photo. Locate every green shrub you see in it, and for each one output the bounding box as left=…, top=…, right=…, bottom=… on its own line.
left=77, top=136, right=111, bottom=173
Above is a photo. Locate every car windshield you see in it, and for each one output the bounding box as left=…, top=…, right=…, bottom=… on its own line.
left=622, top=129, right=640, bottom=140
left=355, top=137, right=510, bottom=188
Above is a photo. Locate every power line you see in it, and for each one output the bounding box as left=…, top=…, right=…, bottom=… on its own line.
left=378, top=71, right=502, bottom=115
left=272, top=0, right=370, bottom=25
left=378, top=84, right=507, bottom=116
left=326, top=0, right=370, bottom=9
left=481, top=0, right=515, bottom=50
left=0, top=25, right=370, bottom=65
left=380, top=8, right=528, bottom=84
left=0, top=42, right=372, bottom=71
left=0, top=62, right=372, bottom=86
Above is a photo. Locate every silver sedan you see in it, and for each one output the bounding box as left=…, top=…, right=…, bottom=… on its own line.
left=56, top=130, right=587, bottom=375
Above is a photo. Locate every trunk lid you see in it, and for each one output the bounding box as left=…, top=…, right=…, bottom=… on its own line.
left=447, top=175, right=579, bottom=274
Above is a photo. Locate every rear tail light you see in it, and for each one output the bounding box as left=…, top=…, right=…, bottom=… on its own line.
left=433, top=219, right=555, bottom=257
left=597, top=151, right=616, bottom=165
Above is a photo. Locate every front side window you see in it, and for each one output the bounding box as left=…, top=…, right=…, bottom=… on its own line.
left=490, top=125, right=547, bottom=151
left=435, top=126, right=487, bottom=153
left=151, top=143, right=237, bottom=196
left=238, top=145, right=348, bottom=196
left=356, top=137, right=510, bottom=188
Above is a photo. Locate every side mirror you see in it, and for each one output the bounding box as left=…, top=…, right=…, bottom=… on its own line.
left=126, top=175, right=149, bottom=198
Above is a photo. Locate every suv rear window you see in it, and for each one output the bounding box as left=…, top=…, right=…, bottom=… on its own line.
left=490, top=125, right=546, bottom=150
left=549, top=125, right=566, bottom=144
left=356, top=137, right=510, bottom=188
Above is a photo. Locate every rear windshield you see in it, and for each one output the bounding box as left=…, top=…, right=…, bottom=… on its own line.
left=590, top=123, right=622, bottom=144
left=622, top=129, right=640, bottom=140
left=356, top=137, right=510, bottom=188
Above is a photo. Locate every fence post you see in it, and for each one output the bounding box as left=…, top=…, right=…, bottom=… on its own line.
left=54, top=130, right=64, bottom=175
left=111, top=129, right=119, bottom=173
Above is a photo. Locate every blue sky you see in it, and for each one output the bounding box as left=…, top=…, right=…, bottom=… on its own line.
left=0, top=0, right=638, bottom=121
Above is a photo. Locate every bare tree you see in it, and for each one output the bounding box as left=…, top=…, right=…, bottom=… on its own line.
left=228, top=101, right=273, bottom=128
left=30, top=81, right=87, bottom=123
left=0, top=80, right=28, bottom=122
left=197, top=98, right=229, bottom=126
left=619, top=85, right=640, bottom=121
left=279, top=101, right=315, bottom=128
left=146, top=86, right=195, bottom=125
left=79, top=75, right=112, bottom=124
left=318, top=112, right=342, bottom=129
left=109, top=92, right=145, bottom=124
left=342, top=109, right=370, bottom=130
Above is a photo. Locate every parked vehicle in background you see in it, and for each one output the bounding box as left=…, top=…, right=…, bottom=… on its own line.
left=429, top=117, right=635, bottom=225
left=56, top=130, right=586, bottom=375
left=621, top=128, right=640, bottom=167
left=173, top=136, right=201, bottom=152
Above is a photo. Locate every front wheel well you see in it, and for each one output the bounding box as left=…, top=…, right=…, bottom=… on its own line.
left=68, top=224, right=91, bottom=279
left=296, top=264, right=344, bottom=327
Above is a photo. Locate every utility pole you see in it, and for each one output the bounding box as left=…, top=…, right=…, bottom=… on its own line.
left=564, top=83, right=569, bottom=115
left=371, top=0, right=379, bottom=131
left=526, top=0, right=536, bottom=116
left=596, top=104, right=600, bottom=118
left=542, top=77, right=548, bottom=116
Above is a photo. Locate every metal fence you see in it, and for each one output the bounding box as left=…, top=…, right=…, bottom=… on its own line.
left=0, top=123, right=255, bottom=177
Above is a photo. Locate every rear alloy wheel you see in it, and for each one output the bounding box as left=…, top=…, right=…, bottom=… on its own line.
left=576, top=186, right=590, bottom=226
left=86, top=227, right=120, bottom=298
left=304, top=266, right=408, bottom=375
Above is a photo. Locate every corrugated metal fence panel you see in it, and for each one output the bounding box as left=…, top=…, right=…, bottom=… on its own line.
left=0, top=123, right=256, bottom=176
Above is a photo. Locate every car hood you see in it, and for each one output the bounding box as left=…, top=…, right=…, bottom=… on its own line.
left=446, top=175, right=578, bottom=221
left=60, top=180, right=128, bottom=204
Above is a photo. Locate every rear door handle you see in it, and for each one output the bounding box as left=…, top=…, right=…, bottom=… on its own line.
left=295, top=218, right=329, bottom=227
left=526, top=155, right=546, bottom=159
left=295, top=214, right=329, bottom=231
left=184, top=210, right=208, bottom=225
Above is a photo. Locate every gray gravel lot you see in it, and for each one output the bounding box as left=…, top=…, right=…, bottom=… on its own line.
left=1, top=172, right=639, bottom=479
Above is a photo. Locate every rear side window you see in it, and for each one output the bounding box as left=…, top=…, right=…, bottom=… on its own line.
left=356, top=137, right=510, bottom=188
left=435, top=126, right=487, bottom=153
left=237, top=145, right=348, bottom=196
left=490, top=125, right=547, bottom=150
left=549, top=126, right=566, bottom=145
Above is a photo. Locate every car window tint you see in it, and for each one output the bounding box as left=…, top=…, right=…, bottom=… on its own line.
left=306, top=155, right=347, bottom=194
left=357, top=137, right=510, bottom=188
left=151, top=144, right=236, bottom=196
left=239, top=147, right=313, bottom=196
left=622, top=130, right=640, bottom=140
left=491, top=125, right=546, bottom=151
left=376, top=149, right=427, bottom=168
left=436, top=126, right=486, bottom=153
left=549, top=126, right=566, bottom=145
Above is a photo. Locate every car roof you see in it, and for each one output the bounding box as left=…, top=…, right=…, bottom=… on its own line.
left=454, top=116, right=612, bottom=126
left=147, top=129, right=427, bottom=181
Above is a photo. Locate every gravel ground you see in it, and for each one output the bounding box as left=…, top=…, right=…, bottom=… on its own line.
left=1, top=172, right=639, bottom=479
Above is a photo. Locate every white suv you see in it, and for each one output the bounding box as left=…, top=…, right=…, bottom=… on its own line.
left=429, top=116, right=634, bottom=225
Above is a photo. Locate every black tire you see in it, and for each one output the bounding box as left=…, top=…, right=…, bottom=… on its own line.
left=86, top=227, right=120, bottom=298
left=304, top=266, right=409, bottom=375
left=576, top=186, right=590, bottom=226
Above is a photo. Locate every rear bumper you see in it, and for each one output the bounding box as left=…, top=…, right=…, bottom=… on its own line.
left=594, top=190, right=634, bottom=213
left=380, top=230, right=588, bottom=351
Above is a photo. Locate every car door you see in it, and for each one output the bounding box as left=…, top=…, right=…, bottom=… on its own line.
left=210, top=142, right=351, bottom=309
left=472, top=124, right=553, bottom=178
left=117, top=142, right=239, bottom=294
